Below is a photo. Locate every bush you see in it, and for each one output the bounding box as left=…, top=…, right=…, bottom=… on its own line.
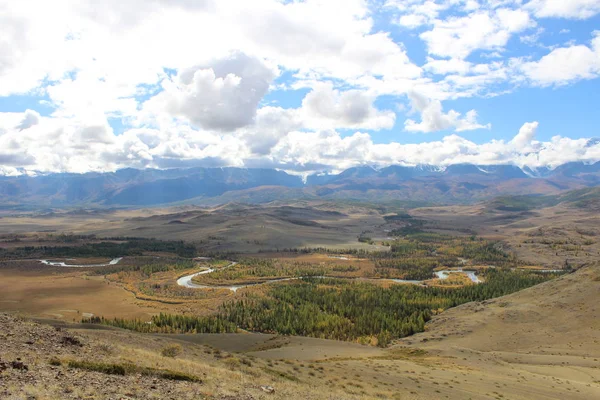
left=64, top=359, right=201, bottom=382
left=223, top=357, right=241, bottom=370
left=48, top=358, right=62, bottom=366
left=158, top=370, right=201, bottom=382
left=67, top=360, right=128, bottom=375
left=161, top=343, right=183, bottom=358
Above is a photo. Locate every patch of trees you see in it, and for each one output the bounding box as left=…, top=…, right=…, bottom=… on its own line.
left=90, top=269, right=560, bottom=346
left=83, top=313, right=237, bottom=334
left=192, top=258, right=328, bottom=284
left=219, top=270, right=557, bottom=344
left=383, top=213, right=413, bottom=222
left=0, top=238, right=197, bottom=260
left=91, top=258, right=195, bottom=277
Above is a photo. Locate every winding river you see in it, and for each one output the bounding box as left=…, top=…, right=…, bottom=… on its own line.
left=434, top=268, right=481, bottom=283
left=39, top=257, right=123, bottom=268
left=36, top=256, right=564, bottom=293
left=176, top=262, right=483, bottom=292
left=37, top=256, right=484, bottom=291
left=36, top=255, right=567, bottom=296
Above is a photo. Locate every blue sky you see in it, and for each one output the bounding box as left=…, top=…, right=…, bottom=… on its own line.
left=0, top=0, right=599, bottom=175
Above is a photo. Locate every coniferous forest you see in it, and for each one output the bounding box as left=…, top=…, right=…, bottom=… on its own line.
left=87, top=269, right=561, bottom=346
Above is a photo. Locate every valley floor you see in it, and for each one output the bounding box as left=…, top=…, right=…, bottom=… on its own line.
left=2, top=263, right=599, bottom=399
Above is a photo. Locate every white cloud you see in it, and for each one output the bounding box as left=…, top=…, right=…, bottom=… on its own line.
left=300, top=83, right=396, bottom=130
left=520, top=32, right=600, bottom=86
left=16, top=110, right=41, bottom=131
left=237, top=106, right=302, bottom=156
left=511, top=121, right=539, bottom=148
left=398, top=13, right=429, bottom=29
left=424, top=58, right=473, bottom=75
left=520, top=27, right=545, bottom=45
left=404, top=91, right=491, bottom=133
left=527, top=0, right=600, bottom=19
left=270, top=130, right=374, bottom=172
left=388, top=0, right=464, bottom=29
left=420, top=8, right=535, bottom=59
left=1, top=109, right=600, bottom=175
left=144, top=53, right=277, bottom=131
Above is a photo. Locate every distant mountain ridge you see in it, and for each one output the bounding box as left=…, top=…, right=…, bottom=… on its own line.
left=1, top=162, right=600, bottom=208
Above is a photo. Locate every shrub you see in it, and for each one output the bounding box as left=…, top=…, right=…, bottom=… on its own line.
left=67, top=360, right=127, bottom=375
left=161, top=343, right=182, bottom=358
left=158, top=370, right=201, bottom=382
left=223, top=357, right=241, bottom=370
left=64, top=359, right=201, bottom=382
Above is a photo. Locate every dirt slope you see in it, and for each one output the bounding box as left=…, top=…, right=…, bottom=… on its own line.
left=397, top=263, right=600, bottom=399
left=404, top=263, right=600, bottom=354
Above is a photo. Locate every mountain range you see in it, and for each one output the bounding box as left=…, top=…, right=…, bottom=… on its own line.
left=2, top=162, right=600, bottom=208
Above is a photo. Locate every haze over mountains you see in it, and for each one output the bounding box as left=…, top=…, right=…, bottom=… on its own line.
left=2, top=161, right=600, bottom=208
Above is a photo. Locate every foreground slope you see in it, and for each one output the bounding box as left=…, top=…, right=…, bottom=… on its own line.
left=414, top=263, right=600, bottom=355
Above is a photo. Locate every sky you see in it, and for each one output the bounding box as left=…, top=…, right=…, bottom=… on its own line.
left=1, top=0, right=600, bottom=176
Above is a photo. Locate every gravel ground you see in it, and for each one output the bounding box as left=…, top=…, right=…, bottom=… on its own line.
left=0, top=313, right=211, bottom=400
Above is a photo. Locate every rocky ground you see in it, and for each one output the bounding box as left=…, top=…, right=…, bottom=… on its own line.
left=0, top=314, right=209, bottom=400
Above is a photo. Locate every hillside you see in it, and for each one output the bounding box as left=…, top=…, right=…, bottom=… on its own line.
left=0, top=313, right=359, bottom=400
left=485, top=186, right=600, bottom=211
left=405, top=263, right=600, bottom=354
left=399, top=263, right=600, bottom=398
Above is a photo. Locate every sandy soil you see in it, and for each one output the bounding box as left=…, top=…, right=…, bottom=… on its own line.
left=0, top=268, right=167, bottom=321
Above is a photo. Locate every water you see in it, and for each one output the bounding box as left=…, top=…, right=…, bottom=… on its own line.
left=39, top=257, right=123, bottom=268
left=177, top=264, right=482, bottom=291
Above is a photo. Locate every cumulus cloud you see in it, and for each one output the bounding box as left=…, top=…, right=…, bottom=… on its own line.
left=520, top=32, right=600, bottom=86
left=237, top=107, right=302, bottom=156
left=1, top=109, right=600, bottom=175
left=0, top=0, right=599, bottom=177
left=511, top=121, right=539, bottom=148
left=16, top=110, right=41, bottom=131
left=300, top=83, right=396, bottom=130
left=145, top=53, right=277, bottom=131
left=424, top=58, right=473, bottom=75
left=527, top=0, right=600, bottom=19
left=388, top=0, right=455, bottom=29
left=420, top=8, right=535, bottom=59
left=270, top=130, right=374, bottom=172
left=404, top=91, right=491, bottom=133
left=72, top=123, right=115, bottom=147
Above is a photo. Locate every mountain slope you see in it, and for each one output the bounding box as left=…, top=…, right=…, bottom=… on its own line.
left=406, top=264, right=600, bottom=353
left=485, top=186, right=600, bottom=211
left=1, top=162, right=600, bottom=208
